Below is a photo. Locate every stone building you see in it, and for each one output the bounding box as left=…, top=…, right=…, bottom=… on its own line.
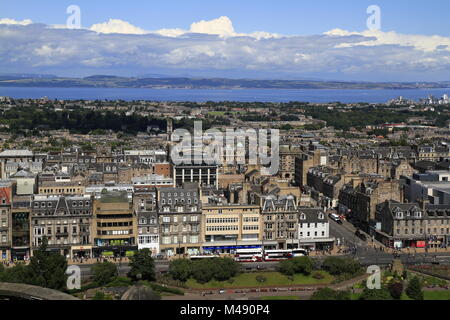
left=92, top=190, right=137, bottom=257
left=0, top=181, right=13, bottom=261
left=133, top=186, right=159, bottom=255
left=158, top=183, right=202, bottom=256
left=202, top=202, right=261, bottom=254
left=260, top=194, right=298, bottom=250
left=338, top=179, right=403, bottom=232
left=375, top=200, right=450, bottom=249
left=31, top=194, right=93, bottom=258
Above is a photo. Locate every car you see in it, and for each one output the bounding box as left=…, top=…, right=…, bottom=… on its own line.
left=329, top=213, right=343, bottom=224
left=218, top=289, right=225, bottom=294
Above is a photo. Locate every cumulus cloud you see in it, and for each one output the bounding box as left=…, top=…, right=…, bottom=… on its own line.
left=90, top=18, right=147, bottom=35
left=0, top=18, right=32, bottom=25
left=325, top=28, right=450, bottom=52
left=88, top=16, right=280, bottom=39
left=0, top=17, right=450, bottom=80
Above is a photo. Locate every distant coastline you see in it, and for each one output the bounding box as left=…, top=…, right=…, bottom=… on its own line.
left=1, top=75, right=450, bottom=90
left=1, top=86, right=449, bottom=104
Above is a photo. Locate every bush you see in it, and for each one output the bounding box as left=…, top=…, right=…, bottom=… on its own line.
left=256, top=275, right=267, bottom=283
left=322, top=257, right=361, bottom=276
left=359, top=287, right=393, bottom=300
left=169, top=259, right=193, bottom=282
left=105, top=276, right=133, bottom=287
left=190, top=258, right=240, bottom=284
left=277, top=257, right=313, bottom=276
left=388, top=281, right=403, bottom=300
left=406, top=276, right=424, bottom=300
left=92, top=291, right=113, bottom=300
left=91, top=261, right=118, bottom=286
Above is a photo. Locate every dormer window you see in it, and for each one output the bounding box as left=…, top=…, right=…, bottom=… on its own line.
left=300, top=213, right=306, bottom=220
left=318, top=212, right=324, bottom=220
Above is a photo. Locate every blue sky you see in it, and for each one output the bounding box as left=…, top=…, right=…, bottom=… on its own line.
left=2, top=0, right=449, bottom=36
left=1, top=1, right=450, bottom=81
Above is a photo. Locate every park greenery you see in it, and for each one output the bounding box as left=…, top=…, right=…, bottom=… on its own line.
left=169, top=257, right=240, bottom=284
left=277, top=257, right=313, bottom=276
left=0, top=237, right=67, bottom=291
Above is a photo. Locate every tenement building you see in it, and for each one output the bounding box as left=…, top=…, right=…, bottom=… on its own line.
left=374, top=200, right=450, bottom=249
left=158, top=183, right=202, bottom=256
left=31, top=194, right=93, bottom=258
left=260, top=194, right=298, bottom=250
left=134, top=186, right=159, bottom=255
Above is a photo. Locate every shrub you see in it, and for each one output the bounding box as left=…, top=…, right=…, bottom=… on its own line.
left=277, top=257, right=313, bottom=276
left=91, top=261, right=118, bottom=286
left=168, top=259, right=193, bottom=282
left=388, top=281, right=403, bottom=300
left=322, top=257, right=361, bottom=276
left=359, top=287, right=393, bottom=300
left=256, top=275, right=267, bottom=283
left=105, top=276, right=133, bottom=287
left=406, top=276, right=424, bottom=300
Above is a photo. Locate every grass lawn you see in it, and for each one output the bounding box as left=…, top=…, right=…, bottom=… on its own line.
left=423, top=291, right=450, bottom=300
left=351, top=291, right=450, bottom=300
left=185, top=271, right=334, bottom=289
left=260, top=296, right=300, bottom=300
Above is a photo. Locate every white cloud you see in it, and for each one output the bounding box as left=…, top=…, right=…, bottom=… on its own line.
left=325, top=28, right=450, bottom=52
left=0, top=18, right=32, bottom=25
left=1, top=18, right=450, bottom=80
left=90, top=18, right=147, bottom=35
left=189, top=16, right=235, bottom=36
left=87, top=16, right=280, bottom=39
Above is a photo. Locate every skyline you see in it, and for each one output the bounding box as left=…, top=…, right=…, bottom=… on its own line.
left=1, top=1, right=450, bottom=81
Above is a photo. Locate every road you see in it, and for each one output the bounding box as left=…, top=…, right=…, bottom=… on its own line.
left=75, top=218, right=450, bottom=279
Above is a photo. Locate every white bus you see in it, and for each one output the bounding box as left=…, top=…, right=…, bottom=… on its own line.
left=263, top=249, right=293, bottom=261
left=234, top=248, right=263, bottom=262
left=291, top=249, right=309, bottom=257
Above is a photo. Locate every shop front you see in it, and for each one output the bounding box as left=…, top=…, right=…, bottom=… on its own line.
left=71, top=245, right=93, bottom=259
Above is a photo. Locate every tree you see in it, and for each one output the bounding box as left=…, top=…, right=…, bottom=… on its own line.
left=388, top=281, right=404, bottom=300
left=25, top=237, right=68, bottom=291
left=310, top=288, right=351, bottom=300
left=127, top=249, right=155, bottom=281
left=359, top=287, right=393, bottom=300
left=191, top=260, right=215, bottom=284
left=277, top=257, right=313, bottom=276
left=406, top=276, right=424, bottom=300
left=91, top=261, right=118, bottom=286
left=211, top=258, right=240, bottom=281
left=322, top=257, right=361, bottom=276
left=169, top=259, right=193, bottom=282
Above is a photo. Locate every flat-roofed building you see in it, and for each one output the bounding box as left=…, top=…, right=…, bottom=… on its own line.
left=202, top=202, right=261, bottom=254
left=92, top=190, right=137, bottom=257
